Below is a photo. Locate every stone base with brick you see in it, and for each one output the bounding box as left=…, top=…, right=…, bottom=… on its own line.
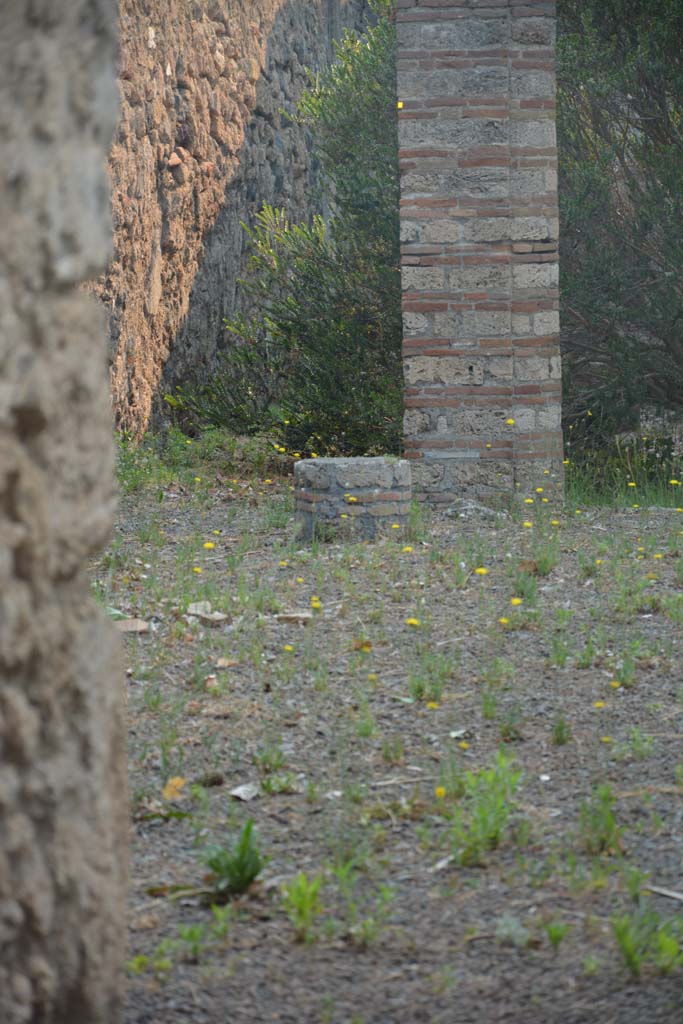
left=397, top=0, right=564, bottom=504
left=294, top=458, right=412, bottom=541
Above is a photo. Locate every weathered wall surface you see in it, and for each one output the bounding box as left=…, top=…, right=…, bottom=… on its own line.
left=397, top=0, right=563, bottom=501
left=0, top=1, right=127, bottom=1021
left=102, top=0, right=366, bottom=437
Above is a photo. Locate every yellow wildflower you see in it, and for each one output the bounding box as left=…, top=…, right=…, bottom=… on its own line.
left=405, top=617, right=421, bottom=627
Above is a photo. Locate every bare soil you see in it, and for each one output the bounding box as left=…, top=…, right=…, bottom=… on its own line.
left=96, top=464, right=683, bottom=1024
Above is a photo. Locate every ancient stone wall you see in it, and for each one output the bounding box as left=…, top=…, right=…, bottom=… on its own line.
left=102, top=0, right=366, bottom=437
left=397, top=0, right=563, bottom=501
left=0, top=1, right=127, bottom=1021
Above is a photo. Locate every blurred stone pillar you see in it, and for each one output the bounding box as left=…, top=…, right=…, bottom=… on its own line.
left=0, top=1, right=127, bottom=1021
left=397, top=0, right=563, bottom=502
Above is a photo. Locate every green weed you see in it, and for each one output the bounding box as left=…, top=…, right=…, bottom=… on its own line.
left=614, top=727, right=654, bottom=762
left=549, top=635, right=570, bottom=668
left=545, top=919, right=570, bottom=951
left=177, top=922, right=207, bottom=962
left=612, top=907, right=683, bottom=977
left=578, top=784, right=623, bottom=855
left=261, top=772, right=298, bottom=795
left=381, top=736, right=405, bottom=766
left=482, top=687, right=498, bottom=721
left=202, top=819, right=267, bottom=901
left=450, top=750, right=522, bottom=866
left=282, top=872, right=325, bottom=943
left=498, top=705, right=524, bottom=743
left=552, top=713, right=572, bottom=746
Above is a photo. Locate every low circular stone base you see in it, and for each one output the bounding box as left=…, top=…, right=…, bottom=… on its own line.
left=294, top=457, right=412, bottom=541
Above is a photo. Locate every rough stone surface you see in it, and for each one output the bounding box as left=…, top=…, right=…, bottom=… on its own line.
left=397, top=0, right=563, bottom=502
left=100, top=0, right=366, bottom=437
left=294, top=458, right=412, bottom=540
left=0, top=2, right=127, bottom=1021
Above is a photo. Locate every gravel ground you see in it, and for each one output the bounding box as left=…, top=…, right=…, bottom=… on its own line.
left=95, top=463, right=683, bottom=1024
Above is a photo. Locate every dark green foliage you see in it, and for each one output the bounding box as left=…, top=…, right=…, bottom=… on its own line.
left=172, top=2, right=683, bottom=468
left=558, top=0, right=683, bottom=448
left=174, top=0, right=402, bottom=455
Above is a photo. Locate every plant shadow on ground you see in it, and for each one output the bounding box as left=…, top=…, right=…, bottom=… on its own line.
left=100, top=430, right=683, bottom=1024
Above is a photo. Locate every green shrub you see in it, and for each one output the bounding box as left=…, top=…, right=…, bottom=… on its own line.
left=558, top=0, right=683, bottom=442
left=173, top=0, right=402, bottom=456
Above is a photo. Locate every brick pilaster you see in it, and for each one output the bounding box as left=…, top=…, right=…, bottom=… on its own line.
left=397, top=0, right=563, bottom=502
